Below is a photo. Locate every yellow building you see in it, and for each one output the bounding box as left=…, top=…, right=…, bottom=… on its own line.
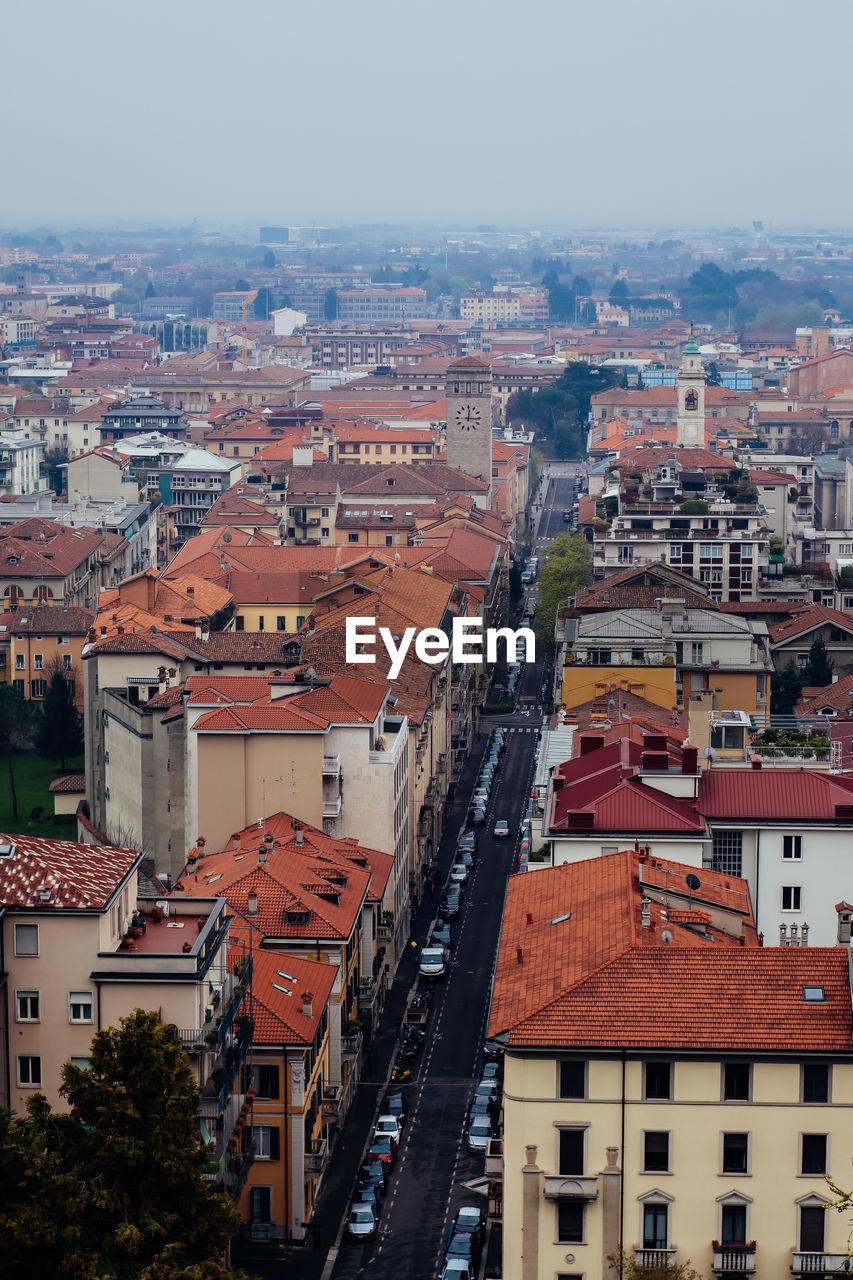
left=561, top=658, right=678, bottom=713
left=489, top=850, right=853, bottom=1280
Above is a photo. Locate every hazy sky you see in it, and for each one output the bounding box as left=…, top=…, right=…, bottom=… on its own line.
left=6, top=0, right=853, bottom=230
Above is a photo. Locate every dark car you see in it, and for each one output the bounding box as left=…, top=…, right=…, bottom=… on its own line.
left=446, top=1230, right=480, bottom=1267
left=368, top=1135, right=397, bottom=1167
left=432, top=921, right=452, bottom=949
left=382, top=1090, right=409, bottom=1125
left=440, top=890, right=461, bottom=918
left=470, top=806, right=486, bottom=827
left=562, top=509, right=571, bottom=521
left=453, top=1206, right=485, bottom=1249
left=353, top=1183, right=383, bottom=1211
left=358, top=1159, right=388, bottom=1193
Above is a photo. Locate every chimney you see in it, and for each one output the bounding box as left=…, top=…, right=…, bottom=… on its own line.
left=294, top=826, right=304, bottom=846
left=751, top=754, right=763, bottom=770
left=247, top=890, right=258, bottom=915
left=579, top=733, right=606, bottom=756
left=301, top=990, right=314, bottom=1018
left=187, top=584, right=194, bottom=596
left=526, top=912, right=533, bottom=925
left=779, top=922, right=788, bottom=946
left=641, top=898, right=651, bottom=928
left=516, top=946, right=524, bottom=964
left=681, top=745, right=699, bottom=774
left=790, top=922, right=799, bottom=946
left=258, top=843, right=267, bottom=865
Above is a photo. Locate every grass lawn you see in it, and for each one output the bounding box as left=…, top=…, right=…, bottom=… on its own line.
left=0, top=751, right=84, bottom=839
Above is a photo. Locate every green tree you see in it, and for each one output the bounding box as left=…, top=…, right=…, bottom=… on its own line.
left=41, top=444, right=68, bottom=496
left=705, top=361, right=722, bottom=387
left=254, top=286, right=275, bottom=320
left=234, top=277, right=250, bottom=292
left=608, top=1249, right=706, bottom=1279
left=0, top=1010, right=247, bottom=1279
left=609, top=278, right=629, bottom=304
left=770, top=659, right=807, bottom=715
left=806, top=634, right=835, bottom=687
left=0, top=683, right=37, bottom=822
left=145, top=280, right=157, bottom=298
left=37, top=667, right=83, bottom=771
left=536, top=533, right=592, bottom=642
left=262, top=249, right=276, bottom=268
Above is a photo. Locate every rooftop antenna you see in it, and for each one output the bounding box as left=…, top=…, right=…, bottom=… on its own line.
left=686, top=872, right=701, bottom=913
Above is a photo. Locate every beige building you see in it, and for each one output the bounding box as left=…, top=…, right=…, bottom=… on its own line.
left=489, top=849, right=853, bottom=1280
left=0, top=833, right=255, bottom=1198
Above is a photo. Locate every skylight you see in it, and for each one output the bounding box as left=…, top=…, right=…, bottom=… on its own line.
left=549, top=911, right=572, bottom=927
left=803, top=986, right=825, bottom=1002
left=277, top=970, right=296, bottom=982
left=272, top=982, right=292, bottom=996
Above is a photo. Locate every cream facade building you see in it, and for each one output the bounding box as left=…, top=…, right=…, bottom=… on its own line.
left=489, top=851, right=853, bottom=1280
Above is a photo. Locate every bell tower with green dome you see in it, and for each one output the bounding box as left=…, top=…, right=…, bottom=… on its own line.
left=676, top=332, right=706, bottom=447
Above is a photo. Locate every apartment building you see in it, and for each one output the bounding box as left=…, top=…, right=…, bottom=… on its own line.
left=7, top=605, right=94, bottom=709
left=0, top=428, right=47, bottom=495
left=0, top=521, right=105, bottom=609
left=336, top=288, right=426, bottom=324
left=540, top=731, right=853, bottom=945
left=0, top=833, right=255, bottom=1198
left=489, top=850, right=853, bottom=1280
left=459, top=288, right=549, bottom=324
left=558, top=599, right=772, bottom=715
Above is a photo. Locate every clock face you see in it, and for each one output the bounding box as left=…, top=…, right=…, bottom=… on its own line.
left=455, top=402, right=481, bottom=431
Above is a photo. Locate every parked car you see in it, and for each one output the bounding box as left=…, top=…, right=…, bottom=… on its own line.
left=368, top=1135, right=397, bottom=1167
left=474, top=1079, right=500, bottom=1102
left=381, top=1091, right=409, bottom=1125
left=374, top=1114, right=403, bottom=1144
left=470, top=806, right=486, bottom=827
left=453, top=1206, right=485, bottom=1249
left=449, top=862, right=469, bottom=885
left=441, top=1259, right=474, bottom=1280
left=481, top=1061, right=501, bottom=1081
left=440, top=890, right=461, bottom=917
left=562, top=509, right=572, bottom=521
left=358, top=1159, right=388, bottom=1193
left=432, top=921, right=452, bottom=949
left=420, top=946, right=447, bottom=980
left=468, top=1097, right=495, bottom=1120
left=523, top=599, right=535, bottom=620
left=347, top=1204, right=377, bottom=1242
left=467, top=1115, right=495, bottom=1153
left=493, top=819, right=510, bottom=839
left=353, top=1182, right=383, bottom=1211
left=457, top=849, right=474, bottom=870
left=458, top=830, right=477, bottom=852
left=446, top=1228, right=481, bottom=1268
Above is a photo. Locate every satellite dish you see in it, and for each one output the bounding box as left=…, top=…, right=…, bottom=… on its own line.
left=686, top=874, right=701, bottom=891
left=223, top=532, right=233, bottom=544
left=661, top=929, right=673, bottom=944
left=703, top=746, right=717, bottom=763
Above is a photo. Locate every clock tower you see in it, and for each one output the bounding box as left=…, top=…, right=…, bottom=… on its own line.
left=676, top=333, right=706, bottom=448
left=445, top=355, right=493, bottom=500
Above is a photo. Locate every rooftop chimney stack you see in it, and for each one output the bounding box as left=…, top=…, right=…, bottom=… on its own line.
left=301, top=991, right=314, bottom=1018
left=247, top=890, right=258, bottom=915
left=779, top=922, right=788, bottom=946
left=294, top=826, right=304, bottom=847
left=641, top=898, right=651, bottom=928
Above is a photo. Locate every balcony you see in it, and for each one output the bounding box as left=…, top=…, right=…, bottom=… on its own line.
left=322, top=754, right=341, bottom=777
left=485, top=1137, right=503, bottom=1179
left=635, top=1249, right=677, bottom=1269
left=791, top=1254, right=851, bottom=1275
left=543, top=1174, right=599, bottom=1201
left=304, top=1136, right=329, bottom=1179
left=322, top=794, right=342, bottom=819
left=322, top=1085, right=341, bottom=1124
left=341, top=1027, right=363, bottom=1059
left=294, top=514, right=321, bottom=526
left=713, top=1242, right=756, bottom=1273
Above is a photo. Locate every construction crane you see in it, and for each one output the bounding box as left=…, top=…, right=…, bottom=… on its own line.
left=241, top=290, right=258, bottom=368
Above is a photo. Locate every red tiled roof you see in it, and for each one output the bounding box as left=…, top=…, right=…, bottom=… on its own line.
left=250, top=949, right=338, bottom=1046
left=796, top=672, right=853, bottom=719
left=770, top=605, right=853, bottom=644
left=47, top=774, right=86, bottom=794
left=0, top=833, right=138, bottom=909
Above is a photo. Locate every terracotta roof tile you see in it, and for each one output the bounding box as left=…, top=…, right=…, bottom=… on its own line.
left=0, top=833, right=138, bottom=910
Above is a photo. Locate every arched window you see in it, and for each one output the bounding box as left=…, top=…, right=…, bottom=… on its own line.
left=4, top=585, right=24, bottom=607
left=33, top=585, right=53, bottom=605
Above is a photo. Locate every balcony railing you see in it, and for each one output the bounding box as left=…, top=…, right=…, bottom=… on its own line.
left=635, top=1248, right=677, bottom=1269
left=791, top=1254, right=851, bottom=1274
left=322, top=1085, right=341, bottom=1123
left=322, top=754, right=341, bottom=776
left=543, top=1174, right=599, bottom=1201
left=341, top=1028, right=363, bottom=1058
left=322, top=794, right=342, bottom=818
left=304, top=1136, right=329, bottom=1179
left=712, top=1242, right=756, bottom=1273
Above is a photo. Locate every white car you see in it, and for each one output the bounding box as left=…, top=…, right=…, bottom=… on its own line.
left=467, top=1116, right=494, bottom=1154
left=346, top=1203, right=377, bottom=1242
left=493, top=819, right=510, bottom=839
left=441, top=1260, right=473, bottom=1280
left=419, top=946, right=447, bottom=980
left=449, top=862, right=469, bottom=885
left=374, top=1114, right=402, bottom=1144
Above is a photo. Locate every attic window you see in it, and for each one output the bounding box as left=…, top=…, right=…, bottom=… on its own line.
left=386, top=478, right=395, bottom=486
left=285, top=910, right=310, bottom=924
left=803, top=986, right=825, bottom=1002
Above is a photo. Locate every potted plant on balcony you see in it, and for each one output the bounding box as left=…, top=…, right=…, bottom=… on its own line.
left=182, top=941, right=192, bottom=953
left=150, top=903, right=165, bottom=923
left=205, top=1030, right=218, bottom=1047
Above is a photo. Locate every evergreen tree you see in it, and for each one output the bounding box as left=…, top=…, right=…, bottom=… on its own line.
left=37, top=668, right=83, bottom=771
left=0, top=1010, right=247, bottom=1279
left=262, top=249, right=276, bottom=268
left=806, top=634, right=835, bottom=687
left=0, top=683, right=37, bottom=822
left=770, top=659, right=807, bottom=715
left=536, top=533, right=593, bottom=642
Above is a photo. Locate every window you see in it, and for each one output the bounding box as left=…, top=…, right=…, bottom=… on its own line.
left=348, top=532, right=360, bottom=543
left=16, top=990, right=39, bottom=1021
left=643, top=1131, right=670, bottom=1172
left=33, top=654, right=43, bottom=670
left=588, top=648, right=611, bottom=664
left=31, top=679, right=46, bottom=699
left=62, top=654, right=72, bottom=671
left=559, top=1129, right=584, bottom=1175
left=801, top=1133, right=828, bottom=1175
left=643, top=1202, right=668, bottom=1249
left=782, top=886, right=802, bottom=911
left=712, top=830, right=743, bottom=877
left=17, top=1055, right=41, bottom=1087
left=69, top=991, right=93, bottom=1023
left=722, top=1132, right=749, bottom=1174
left=276, top=616, right=288, bottom=631
left=250, top=1185, right=272, bottom=1223
left=234, top=616, right=245, bottom=631
left=254, top=1064, right=279, bottom=1099
left=14, top=654, right=24, bottom=669
left=799, top=1204, right=826, bottom=1253
left=784, top=835, right=802, bottom=860
left=257, top=616, right=265, bottom=632
left=321, top=527, right=329, bottom=538
left=14, top=922, right=38, bottom=955
left=723, top=1062, right=751, bottom=1101
left=296, top=615, right=306, bottom=629
left=803, top=1064, right=830, bottom=1103
left=68, top=1056, right=90, bottom=1069
left=249, top=1125, right=280, bottom=1160
left=559, top=1059, right=585, bottom=1099
left=645, top=1061, right=672, bottom=1100
left=556, top=1199, right=584, bottom=1243
left=721, top=1203, right=747, bottom=1245
left=321, top=507, right=330, bottom=518
left=690, top=642, right=704, bottom=664
left=13, top=679, right=24, bottom=695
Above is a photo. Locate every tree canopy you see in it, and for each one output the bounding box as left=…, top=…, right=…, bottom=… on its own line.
left=37, top=667, right=83, bottom=770
left=0, top=1010, right=247, bottom=1280
left=0, top=683, right=37, bottom=821
left=536, top=532, right=593, bottom=642
left=506, top=362, right=624, bottom=458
